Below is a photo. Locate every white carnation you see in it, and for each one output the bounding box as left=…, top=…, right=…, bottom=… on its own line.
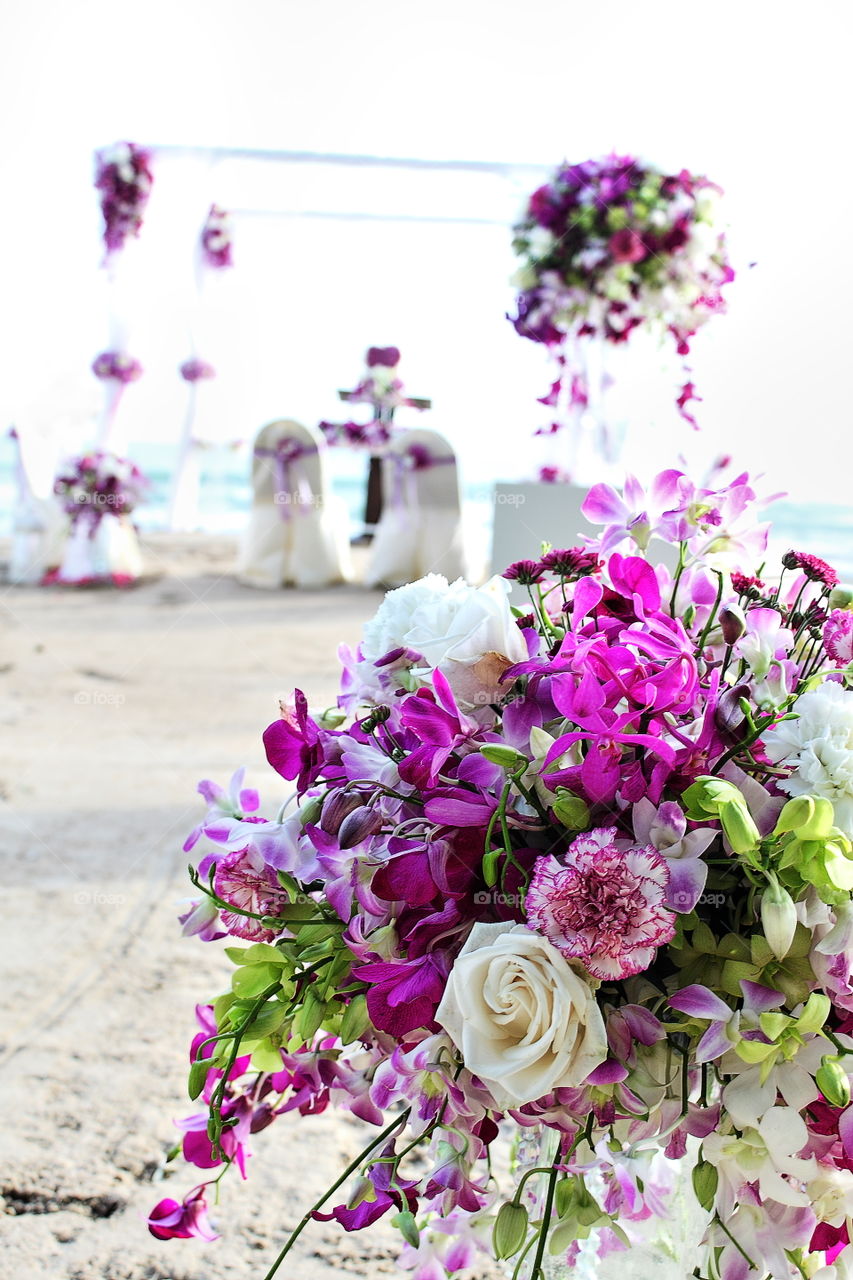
left=763, top=682, right=853, bottom=837
left=358, top=573, right=527, bottom=713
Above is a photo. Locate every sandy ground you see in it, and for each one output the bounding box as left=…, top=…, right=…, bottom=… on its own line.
left=0, top=535, right=501, bottom=1280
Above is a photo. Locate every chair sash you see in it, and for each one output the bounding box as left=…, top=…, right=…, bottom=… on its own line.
left=253, top=441, right=319, bottom=520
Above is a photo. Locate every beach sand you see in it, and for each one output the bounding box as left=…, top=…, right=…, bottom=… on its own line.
left=0, top=535, right=500, bottom=1280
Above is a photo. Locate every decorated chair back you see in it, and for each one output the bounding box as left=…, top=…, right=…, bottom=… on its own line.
left=366, top=427, right=465, bottom=587
left=250, top=419, right=323, bottom=515
left=238, top=419, right=351, bottom=589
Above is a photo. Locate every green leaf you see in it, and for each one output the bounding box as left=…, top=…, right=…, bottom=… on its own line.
left=251, top=1041, right=287, bottom=1072
left=231, top=963, right=280, bottom=998
left=240, top=1002, right=288, bottom=1047
left=340, top=993, right=370, bottom=1046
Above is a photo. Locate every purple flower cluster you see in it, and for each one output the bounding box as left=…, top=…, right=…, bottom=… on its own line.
left=91, top=350, right=143, bottom=384
left=94, top=141, right=153, bottom=257
left=53, top=450, right=149, bottom=525
left=179, top=357, right=216, bottom=383
left=510, top=154, right=734, bottom=433
left=153, top=464, right=853, bottom=1279
left=200, top=204, right=233, bottom=270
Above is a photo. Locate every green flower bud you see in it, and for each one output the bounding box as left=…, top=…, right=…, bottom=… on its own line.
left=774, top=795, right=835, bottom=840
left=298, top=796, right=323, bottom=828
left=829, top=586, right=853, bottom=610
left=760, top=875, right=798, bottom=960
left=682, top=776, right=746, bottom=820
left=392, top=1210, right=420, bottom=1249
left=816, top=1056, right=852, bottom=1109
left=317, top=706, right=347, bottom=729
left=691, top=1158, right=718, bottom=1211
left=553, top=790, right=590, bottom=831
left=719, top=800, right=760, bottom=855
left=479, top=744, right=528, bottom=770
left=492, top=1201, right=529, bottom=1260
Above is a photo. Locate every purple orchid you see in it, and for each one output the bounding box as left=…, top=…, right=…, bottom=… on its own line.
left=263, top=690, right=325, bottom=792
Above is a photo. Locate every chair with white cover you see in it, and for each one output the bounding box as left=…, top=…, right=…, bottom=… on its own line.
left=365, top=428, right=465, bottom=588
left=237, top=420, right=351, bottom=589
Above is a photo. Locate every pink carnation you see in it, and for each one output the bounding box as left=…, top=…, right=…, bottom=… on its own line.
left=213, top=845, right=288, bottom=942
left=526, top=827, right=676, bottom=980
left=824, top=610, right=853, bottom=667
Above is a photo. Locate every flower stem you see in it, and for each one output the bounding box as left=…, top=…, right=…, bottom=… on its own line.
left=261, top=1108, right=411, bottom=1279
left=528, top=1157, right=560, bottom=1279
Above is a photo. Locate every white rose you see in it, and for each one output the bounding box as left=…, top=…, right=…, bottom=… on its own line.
left=359, top=574, right=527, bottom=713
left=435, top=922, right=608, bottom=1108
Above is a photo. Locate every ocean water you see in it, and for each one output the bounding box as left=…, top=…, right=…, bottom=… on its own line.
left=2, top=435, right=852, bottom=583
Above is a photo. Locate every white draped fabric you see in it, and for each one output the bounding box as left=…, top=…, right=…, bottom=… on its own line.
left=365, top=427, right=465, bottom=587
left=237, top=419, right=352, bottom=588
left=54, top=511, right=144, bottom=585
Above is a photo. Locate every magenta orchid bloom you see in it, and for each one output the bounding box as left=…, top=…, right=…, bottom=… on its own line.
left=263, top=690, right=324, bottom=792
left=147, top=1184, right=219, bottom=1241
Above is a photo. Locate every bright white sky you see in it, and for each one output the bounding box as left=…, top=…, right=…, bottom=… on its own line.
left=1, top=0, right=851, bottom=498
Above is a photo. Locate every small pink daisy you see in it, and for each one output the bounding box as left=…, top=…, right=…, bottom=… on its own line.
left=526, top=827, right=676, bottom=980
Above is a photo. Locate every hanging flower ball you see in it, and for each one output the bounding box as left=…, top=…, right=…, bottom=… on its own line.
left=94, top=141, right=154, bottom=258
left=509, top=154, right=734, bottom=430
left=200, top=204, right=234, bottom=270
left=91, top=351, right=143, bottom=383
left=180, top=358, right=217, bottom=383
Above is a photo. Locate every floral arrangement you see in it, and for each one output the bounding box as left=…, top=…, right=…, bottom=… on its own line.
left=91, top=350, right=143, bottom=384
left=319, top=418, right=392, bottom=449
left=151, top=463, right=853, bottom=1280
left=94, top=141, right=154, bottom=259
left=510, top=154, right=734, bottom=431
left=54, top=450, right=149, bottom=526
left=320, top=346, right=427, bottom=450
left=200, top=204, right=234, bottom=270
left=179, top=357, right=217, bottom=383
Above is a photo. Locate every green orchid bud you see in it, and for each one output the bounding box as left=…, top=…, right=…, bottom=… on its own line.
left=774, top=795, right=835, bottom=840
left=719, top=800, right=760, bottom=855
left=795, top=991, right=831, bottom=1035
left=816, top=1056, right=852, bottom=1108
left=553, top=790, right=590, bottom=831
left=392, top=1210, right=420, bottom=1249
left=760, top=875, right=798, bottom=960
left=829, top=586, right=853, bottom=610
left=682, top=776, right=746, bottom=821
left=317, top=706, right=347, bottom=729
left=298, top=796, right=323, bottom=828
left=479, top=744, right=528, bottom=770
left=691, top=1158, right=718, bottom=1211
left=492, top=1201, right=529, bottom=1260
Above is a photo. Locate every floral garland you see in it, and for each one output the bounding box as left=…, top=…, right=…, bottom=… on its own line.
left=200, top=203, right=234, bottom=270
left=510, top=154, right=734, bottom=432
left=150, top=465, right=853, bottom=1280
left=94, top=141, right=154, bottom=259
left=54, top=450, right=149, bottom=527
